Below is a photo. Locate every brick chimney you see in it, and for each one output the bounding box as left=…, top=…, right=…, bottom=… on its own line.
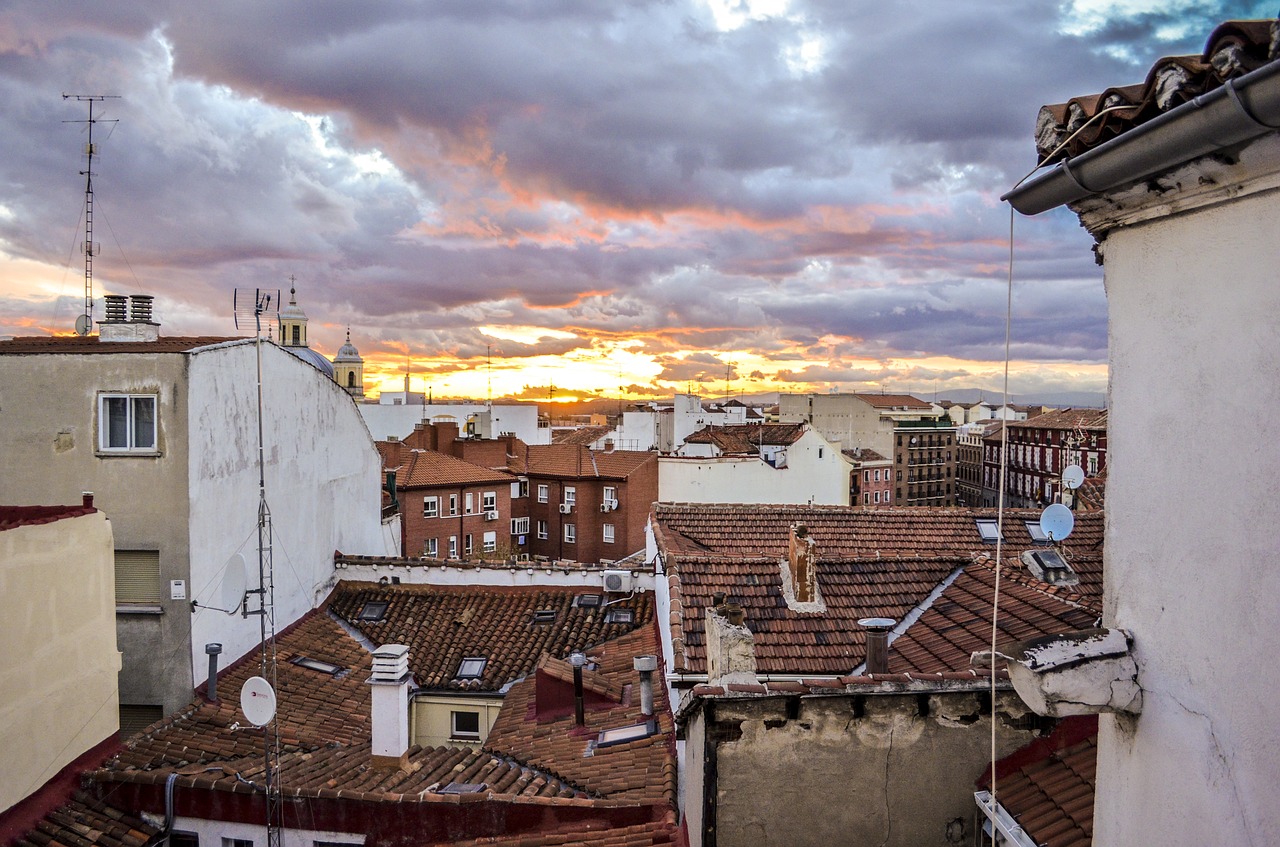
left=368, top=644, right=411, bottom=769
left=781, top=523, right=823, bottom=611
left=704, top=603, right=758, bottom=686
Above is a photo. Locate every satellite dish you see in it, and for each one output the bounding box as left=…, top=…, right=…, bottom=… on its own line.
left=74, top=314, right=92, bottom=336
left=240, top=676, right=277, bottom=727
left=1061, top=464, right=1085, bottom=490
left=1039, top=503, right=1075, bottom=542
left=220, top=553, right=248, bottom=614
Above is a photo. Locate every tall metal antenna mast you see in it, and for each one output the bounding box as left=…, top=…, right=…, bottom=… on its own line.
left=487, top=344, right=492, bottom=407
left=63, top=94, right=119, bottom=336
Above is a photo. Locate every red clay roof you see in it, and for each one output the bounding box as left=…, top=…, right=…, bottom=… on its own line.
left=852, top=393, right=933, bottom=410
left=515, top=444, right=655, bottom=479
left=0, top=336, right=239, bottom=354
left=1036, top=20, right=1276, bottom=162
left=0, top=504, right=97, bottom=531
left=682, top=423, right=806, bottom=453
left=328, top=581, right=653, bottom=692
left=12, top=792, right=159, bottom=847
left=552, top=426, right=613, bottom=446
left=435, top=819, right=680, bottom=847
left=380, top=442, right=516, bottom=488
left=1014, top=408, right=1107, bottom=431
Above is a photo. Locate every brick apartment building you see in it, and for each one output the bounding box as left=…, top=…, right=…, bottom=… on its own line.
left=891, top=419, right=959, bottom=506
left=981, top=409, right=1108, bottom=508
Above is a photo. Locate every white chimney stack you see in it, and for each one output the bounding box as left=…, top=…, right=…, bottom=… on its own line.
left=369, top=644, right=411, bottom=769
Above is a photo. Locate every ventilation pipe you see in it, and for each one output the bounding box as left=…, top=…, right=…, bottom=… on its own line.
left=634, top=655, right=658, bottom=716
left=369, top=644, right=411, bottom=768
left=204, top=643, right=222, bottom=701
left=859, top=618, right=896, bottom=675
left=570, top=652, right=587, bottom=726
left=81, top=491, right=94, bottom=509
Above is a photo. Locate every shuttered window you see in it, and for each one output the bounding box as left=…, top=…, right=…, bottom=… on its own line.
left=114, top=550, right=161, bottom=604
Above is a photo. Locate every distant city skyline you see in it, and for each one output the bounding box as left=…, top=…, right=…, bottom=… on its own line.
left=0, top=1, right=1267, bottom=400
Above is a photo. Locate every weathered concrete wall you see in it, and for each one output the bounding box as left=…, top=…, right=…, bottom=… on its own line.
left=686, top=690, right=1042, bottom=847
left=659, top=431, right=849, bottom=505
left=1090, top=143, right=1280, bottom=845
left=0, top=510, right=119, bottom=812
left=187, top=343, right=391, bottom=686
left=0, top=350, right=194, bottom=713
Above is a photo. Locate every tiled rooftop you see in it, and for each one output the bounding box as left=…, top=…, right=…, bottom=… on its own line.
left=13, top=792, right=159, bottom=847
left=0, top=336, right=239, bottom=354
left=552, top=426, right=613, bottom=446
left=380, top=441, right=516, bottom=488
left=0, top=504, right=97, bottom=531
left=1013, top=408, right=1107, bottom=431
left=328, top=581, right=653, bottom=692
left=652, top=505, right=1103, bottom=675
left=682, top=423, right=806, bottom=453
left=850, top=393, right=932, bottom=410
left=1036, top=20, right=1277, bottom=163
left=841, top=447, right=889, bottom=463
left=436, top=819, right=680, bottom=847
left=515, top=444, right=656, bottom=480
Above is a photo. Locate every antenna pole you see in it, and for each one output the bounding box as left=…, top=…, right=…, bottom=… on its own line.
left=487, top=344, right=492, bottom=407
left=63, top=94, right=119, bottom=335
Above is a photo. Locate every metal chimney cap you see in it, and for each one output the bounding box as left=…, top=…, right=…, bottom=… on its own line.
left=205, top=642, right=223, bottom=655
left=633, top=655, right=658, bottom=672
left=569, top=652, right=588, bottom=668
left=858, top=617, right=897, bottom=631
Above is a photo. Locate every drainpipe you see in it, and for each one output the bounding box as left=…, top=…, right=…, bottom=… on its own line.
left=570, top=651, right=587, bottom=726
left=1003, top=60, right=1280, bottom=215
left=204, top=643, right=222, bottom=701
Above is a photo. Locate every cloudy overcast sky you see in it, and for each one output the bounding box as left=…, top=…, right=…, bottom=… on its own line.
left=0, top=1, right=1270, bottom=400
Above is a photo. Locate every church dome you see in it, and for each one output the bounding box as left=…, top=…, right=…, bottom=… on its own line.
left=283, top=345, right=335, bottom=378
left=335, top=328, right=362, bottom=363
left=279, top=286, right=307, bottom=321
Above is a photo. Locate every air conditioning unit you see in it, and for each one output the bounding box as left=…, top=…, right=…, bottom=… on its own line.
left=559, top=503, right=572, bottom=514
left=484, top=510, right=498, bottom=521
left=599, top=499, right=618, bottom=512
left=602, top=569, right=633, bottom=593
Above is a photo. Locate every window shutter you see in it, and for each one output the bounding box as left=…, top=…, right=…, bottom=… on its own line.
left=114, top=550, right=161, bottom=604
left=118, top=704, right=163, bottom=739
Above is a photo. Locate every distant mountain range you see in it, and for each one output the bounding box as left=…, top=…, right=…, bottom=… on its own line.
left=707, top=389, right=1107, bottom=409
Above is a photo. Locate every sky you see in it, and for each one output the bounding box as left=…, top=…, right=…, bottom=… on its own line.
left=0, top=1, right=1270, bottom=401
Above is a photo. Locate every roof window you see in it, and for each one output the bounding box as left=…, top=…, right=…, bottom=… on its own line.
left=1024, top=521, right=1049, bottom=544
left=605, top=607, right=634, bottom=624
left=457, top=656, right=488, bottom=679
left=975, top=519, right=1002, bottom=543
left=532, top=609, right=557, bottom=624
left=437, top=782, right=487, bottom=794
left=574, top=593, right=602, bottom=608
left=597, top=719, right=657, bottom=747
left=358, top=600, right=389, bottom=622
left=1021, top=549, right=1079, bottom=586
left=290, top=656, right=346, bottom=676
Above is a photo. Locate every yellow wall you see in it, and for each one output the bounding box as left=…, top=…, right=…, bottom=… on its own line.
left=0, top=510, right=119, bottom=813
left=412, top=695, right=504, bottom=751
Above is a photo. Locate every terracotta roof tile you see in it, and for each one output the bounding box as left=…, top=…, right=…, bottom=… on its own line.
left=515, top=445, right=655, bottom=479
left=12, top=792, right=160, bottom=847
left=851, top=393, right=933, bottom=410
left=682, top=423, right=806, bottom=453
left=379, top=443, right=516, bottom=488
left=1013, top=408, right=1107, bottom=431
left=552, top=426, right=613, bottom=446
left=0, top=504, right=97, bottom=531
left=0, top=336, right=240, bottom=354
left=434, top=818, right=680, bottom=847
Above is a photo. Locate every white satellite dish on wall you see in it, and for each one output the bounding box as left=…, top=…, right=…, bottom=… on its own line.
left=220, top=553, right=248, bottom=614
left=1061, top=464, right=1086, bottom=490
left=240, top=676, right=277, bottom=727
left=1039, top=503, right=1075, bottom=542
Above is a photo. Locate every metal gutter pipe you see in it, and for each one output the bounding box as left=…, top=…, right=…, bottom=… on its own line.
left=1003, top=59, right=1280, bottom=215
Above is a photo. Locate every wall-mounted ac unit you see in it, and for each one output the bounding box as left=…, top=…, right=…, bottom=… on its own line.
left=559, top=503, right=572, bottom=514
left=602, top=569, right=633, bottom=593
left=484, top=510, right=498, bottom=521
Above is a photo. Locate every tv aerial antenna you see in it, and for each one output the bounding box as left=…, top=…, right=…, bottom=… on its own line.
left=63, top=94, right=120, bottom=336
left=231, top=287, right=283, bottom=847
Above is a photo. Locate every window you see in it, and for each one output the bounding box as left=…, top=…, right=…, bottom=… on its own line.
left=874, top=469, right=881, bottom=482
left=1088, top=454, right=1099, bottom=476
left=449, top=536, right=458, bottom=558
left=532, top=609, right=557, bottom=624
left=537, top=520, right=548, bottom=540
left=451, top=710, right=481, bottom=740
left=537, top=484, right=549, bottom=503
left=511, top=517, right=530, bottom=535
left=358, top=600, right=388, bottom=622
left=171, top=834, right=198, bottom=847
left=603, top=486, right=617, bottom=509
left=1025, top=521, right=1049, bottom=544
left=448, top=494, right=459, bottom=516
left=464, top=492, right=474, bottom=514
left=574, top=593, right=602, bottom=608
left=457, top=656, right=487, bottom=678
left=223, top=839, right=254, bottom=847
left=424, top=537, right=438, bottom=558
left=564, top=523, right=576, bottom=543
left=976, top=519, right=1002, bottom=543
left=464, top=534, right=473, bottom=555
left=596, top=719, right=656, bottom=747
left=563, top=487, right=576, bottom=507
left=603, top=523, right=615, bottom=543
left=518, top=478, right=529, bottom=498
left=863, top=492, right=870, bottom=505
left=482, top=531, right=496, bottom=552
left=482, top=491, right=497, bottom=511
left=818, top=447, right=824, bottom=459
left=864, top=470, right=870, bottom=482
left=605, top=607, right=633, bottom=624
left=290, top=655, right=346, bottom=676
left=873, top=491, right=880, bottom=504
left=114, top=550, right=161, bottom=606
left=423, top=496, right=439, bottom=518
left=99, top=394, right=157, bottom=452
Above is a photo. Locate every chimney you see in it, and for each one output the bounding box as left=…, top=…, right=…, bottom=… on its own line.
left=369, top=644, right=411, bottom=768
left=129, top=295, right=154, bottom=323
left=704, top=604, right=758, bottom=686
left=99, top=293, right=160, bottom=342
left=204, top=643, right=223, bottom=701
left=859, top=618, right=896, bottom=675
left=634, top=655, right=658, bottom=716
left=783, top=523, right=820, bottom=607
left=436, top=421, right=459, bottom=455
left=102, top=295, right=128, bottom=323
left=604, top=438, right=615, bottom=453
left=569, top=652, right=587, bottom=726
left=81, top=491, right=94, bottom=509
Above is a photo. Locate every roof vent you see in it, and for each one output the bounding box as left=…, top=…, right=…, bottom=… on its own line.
left=1021, top=549, right=1079, bottom=586
left=371, top=644, right=410, bottom=681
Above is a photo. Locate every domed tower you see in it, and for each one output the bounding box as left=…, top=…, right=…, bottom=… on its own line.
left=278, top=284, right=308, bottom=348
left=333, top=328, right=365, bottom=397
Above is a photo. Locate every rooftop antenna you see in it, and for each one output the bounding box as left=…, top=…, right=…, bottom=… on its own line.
left=231, top=286, right=283, bottom=847
left=63, top=94, right=120, bottom=336
left=724, top=361, right=732, bottom=401
left=486, top=344, right=492, bottom=407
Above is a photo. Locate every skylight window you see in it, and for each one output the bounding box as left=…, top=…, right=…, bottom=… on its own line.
left=597, top=719, right=657, bottom=748
left=976, top=519, right=1002, bottom=543
left=605, top=607, right=634, bottom=625
left=532, top=609, right=557, bottom=624
left=437, top=782, right=486, bottom=794
left=290, top=656, right=345, bottom=676
left=1024, top=522, right=1049, bottom=544
left=358, top=600, right=388, bottom=622
left=457, top=656, right=487, bottom=679
left=574, top=593, right=602, bottom=608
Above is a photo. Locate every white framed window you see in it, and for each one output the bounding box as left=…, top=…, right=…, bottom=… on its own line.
left=99, top=394, right=157, bottom=452
left=464, top=492, right=474, bottom=514
left=424, top=538, right=438, bottom=558
left=537, top=484, right=549, bottom=503
left=563, top=486, right=576, bottom=507
left=482, top=531, right=496, bottom=552
left=603, top=524, right=615, bottom=544
left=864, top=470, right=870, bottom=482
left=482, top=491, right=497, bottom=511
left=564, top=523, right=576, bottom=543
left=451, top=710, right=481, bottom=740
left=448, top=536, right=458, bottom=558
left=874, top=491, right=880, bottom=504
left=863, top=492, right=870, bottom=505
left=536, top=520, right=548, bottom=540
left=511, top=517, right=530, bottom=535
left=423, top=496, right=439, bottom=518
left=603, top=486, right=617, bottom=509
left=464, top=534, right=473, bottom=555
left=448, top=494, right=459, bottom=516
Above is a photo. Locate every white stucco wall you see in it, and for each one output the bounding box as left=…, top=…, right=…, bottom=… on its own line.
left=658, top=430, right=849, bottom=505
left=358, top=402, right=547, bottom=444
left=1095, top=170, right=1280, bottom=844
left=186, top=343, right=391, bottom=685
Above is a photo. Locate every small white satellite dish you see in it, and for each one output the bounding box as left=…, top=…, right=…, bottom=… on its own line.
left=220, top=553, right=248, bottom=614
left=74, top=314, right=92, bottom=336
left=240, top=676, right=277, bottom=727
left=1061, top=464, right=1086, bottom=490
left=1039, top=503, right=1075, bottom=542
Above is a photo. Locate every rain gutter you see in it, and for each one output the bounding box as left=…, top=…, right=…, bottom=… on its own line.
left=1002, top=59, right=1280, bottom=216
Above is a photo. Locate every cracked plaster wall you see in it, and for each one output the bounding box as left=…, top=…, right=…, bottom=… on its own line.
left=1097, top=151, right=1280, bottom=846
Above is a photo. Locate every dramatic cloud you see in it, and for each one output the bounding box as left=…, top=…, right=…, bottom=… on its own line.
left=0, top=0, right=1268, bottom=400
